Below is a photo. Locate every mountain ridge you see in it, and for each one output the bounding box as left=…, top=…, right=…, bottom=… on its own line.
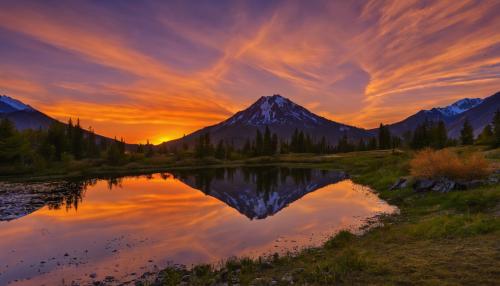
left=0, top=94, right=134, bottom=148
left=162, top=94, right=370, bottom=148
left=2, top=92, right=499, bottom=146
left=383, top=92, right=499, bottom=138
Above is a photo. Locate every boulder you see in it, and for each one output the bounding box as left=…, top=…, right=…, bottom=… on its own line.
left=431, top=179, right=455, bottom=193
left=389, top=178, right=408, bottom=191
left=413, top=179, right=435, bottom=192
left=488, top=175, right=499, bottom=185
left=462, top=180, right=485, bottom=189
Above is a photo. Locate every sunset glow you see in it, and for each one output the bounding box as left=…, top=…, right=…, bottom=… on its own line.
left=0, top=0, right=499, bottom=143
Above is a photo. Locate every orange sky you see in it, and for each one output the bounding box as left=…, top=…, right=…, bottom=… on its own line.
left=0, top=0, right=499, bottom=143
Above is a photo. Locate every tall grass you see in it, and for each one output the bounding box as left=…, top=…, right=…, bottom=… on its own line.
left=410, top=148, right=491, bottom=180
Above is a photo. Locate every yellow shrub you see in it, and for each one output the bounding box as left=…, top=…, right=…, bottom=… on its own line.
left=410, top=149, right=491, bottom=180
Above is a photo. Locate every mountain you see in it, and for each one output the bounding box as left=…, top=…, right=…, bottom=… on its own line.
left=0, top=94, right=130, bottom=147
left=163, top=94, right=370, bottom=148
left=447, top=92, right=500, bottom=137
left=380, top=98, right=486, bottom=137
left=0, top=95, right=56, bottom=130
left=434, top=98, right=482, bottom=117
left=0, top=95, right=34, bottom=112
left=172, top=167, right=349, bottom=220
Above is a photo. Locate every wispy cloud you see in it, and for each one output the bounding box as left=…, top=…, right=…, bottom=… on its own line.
left=0, top=0, right=498, bottom=142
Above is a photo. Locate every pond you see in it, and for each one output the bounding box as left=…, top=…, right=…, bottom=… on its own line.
left=0, top=167, right=396, bottom=285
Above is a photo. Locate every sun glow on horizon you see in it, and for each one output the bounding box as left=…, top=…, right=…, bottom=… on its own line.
left=151, top=134, right=185, bottom=145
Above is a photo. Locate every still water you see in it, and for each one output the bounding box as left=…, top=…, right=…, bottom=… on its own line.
left=0, top=167, right=396, bottom=285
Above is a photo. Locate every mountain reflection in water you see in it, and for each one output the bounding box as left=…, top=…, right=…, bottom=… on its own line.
left=1, top=167, right=348, bottom=221
left=171, top=167, right=349, bottom=219
left=0, top=167, right=395, bottom=286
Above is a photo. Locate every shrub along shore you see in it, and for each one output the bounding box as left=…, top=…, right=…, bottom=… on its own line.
left=133, top=147, right=499, bottom=286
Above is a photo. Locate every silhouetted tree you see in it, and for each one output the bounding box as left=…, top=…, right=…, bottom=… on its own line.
left=460, top=118, right=474, bottom=145
left=432, top=120, right=448, bottom=149
left=477, top=124, right=493, bottom=145
left=215, top=139, right=226, bottom=159
left=378, top=123, right=392, bottom=149
left=492, top=109, right=500, bottom=147
left=72, top=118, right=84, bottom=159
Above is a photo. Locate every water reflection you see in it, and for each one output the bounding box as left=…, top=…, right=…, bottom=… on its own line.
left=1, top=168, right=348, bottom=221
left=0, top=167, right=395, bottom=286
left=171, top=167, right=349, bottom=219
left=0, top=181, right=93, bottom=221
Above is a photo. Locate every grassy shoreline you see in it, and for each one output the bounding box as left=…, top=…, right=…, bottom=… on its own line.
left=2, top=148, right=499, bottom=285
left=0, top=150, right=396, bottom=183
left=145, top=148, right=499, bottom=285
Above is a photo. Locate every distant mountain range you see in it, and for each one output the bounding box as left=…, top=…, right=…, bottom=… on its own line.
left=2, top=91, right=499, bottom=147
left=0, top=95, right=55, bottom=130
left=381, top=92, right=500, bottom=138
left=0, top=95, right=125, bottom=147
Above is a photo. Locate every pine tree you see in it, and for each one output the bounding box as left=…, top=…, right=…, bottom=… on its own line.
left=378, top=123, right=392, bottom=149
left=47, top=122, right=67, bottom=161
left=243, top=139, right=252, bottom=156
left=411, top=119, right=431, bottom=149
left=107, top=138, right=122, bottom=165
left=271, top=133, right=278, bottom=154
left=460, top=118, right=474, bottom=145
left=477, top=124, right=493, bottom=145
left=368, top=137, right=377, bottom=150
left=72, top=118, right=84, bottom=159
left=145, top=139, right=154, bottom=157
left=356, top=138, right=366, bottom=151
left=297, top=131, right=305, bottom=153
left=215, top=139, right=226, bottom=159
left=0, top=118, right=29, bottom=164
left=263, top=126, right=272, bottom=155
left=290, top=129, right=299, bottom=152
left=319, top=136, right=328, bottom=153
left=86, top=126, right=98, bottom=157
left=0, top=118, right=15, bottom=138
left=280, top=139, right=290, bottom=154
left=433, top=120, right=448, bottom=149
left=255, top=129, right=263, bottom=156
left=492, top=109, right=500, bottom=147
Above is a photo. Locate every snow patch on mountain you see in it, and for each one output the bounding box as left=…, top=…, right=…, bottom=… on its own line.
left=221, top=94, right=328, bottom=127
left=0, top=95, right=33, bottom=112
left=434, top=98, right=482, bottom=117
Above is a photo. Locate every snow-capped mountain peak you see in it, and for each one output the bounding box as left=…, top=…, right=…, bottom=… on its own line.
left=0, top=95, right=33, bottom=112
left=221, top=94, right=324, bottom=127
left=434, top=98, right=483, bottom=117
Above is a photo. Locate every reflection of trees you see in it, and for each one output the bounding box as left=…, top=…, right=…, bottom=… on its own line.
left=172, top=169, right=216, bottom=195
left=106, top=177, right=123, bottom=190
left=170, top=167, right=319, bottom=202
left=242, top=167, right=280, bottom=195
left=168, top=167, right=345, bottom=219
left=160, top=173, right=171, bottom=180
left=46, top=179, right=96, bottom=211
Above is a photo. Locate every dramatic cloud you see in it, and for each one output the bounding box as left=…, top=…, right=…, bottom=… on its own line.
left=0, top=0, right=498, bottom=143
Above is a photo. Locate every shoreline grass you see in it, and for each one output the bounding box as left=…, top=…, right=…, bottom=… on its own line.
left=2, top=147, right=499, bottom=285
left=146, top=148, right=500, bottom=285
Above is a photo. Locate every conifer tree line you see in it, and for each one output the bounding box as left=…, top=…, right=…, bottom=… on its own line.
left=191, top=126, right=380, bottom=158
left=189, top=109, right=500, bottom=158
left=2, top=110, right=500, bottom=166
left=393, top=109, right=500, bottom=150
left=0, top=117, right=126, bottom=167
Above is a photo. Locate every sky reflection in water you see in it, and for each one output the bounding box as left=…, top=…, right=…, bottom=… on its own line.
left=0, top=167, right=396, bottom=285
